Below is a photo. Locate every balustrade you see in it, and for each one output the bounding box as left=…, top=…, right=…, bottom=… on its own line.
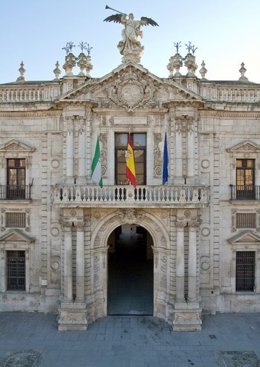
left=0, top=85, right=61, bottom=102
left=53, top=184, right=209, bottom=207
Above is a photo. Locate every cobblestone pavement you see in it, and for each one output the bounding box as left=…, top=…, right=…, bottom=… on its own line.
left=0, top=312, right=259, bottom=367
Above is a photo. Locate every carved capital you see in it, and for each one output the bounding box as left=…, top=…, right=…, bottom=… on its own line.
left=176, top=220, right=187, bottom=228
left=188, top=219, right=201, bottom=228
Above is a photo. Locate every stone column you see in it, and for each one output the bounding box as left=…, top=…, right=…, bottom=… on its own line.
left=188, top=224, right=197, bottom=302
left=76, top=223, right=85, bottom=302
left=175, top=120, right=183, bottom=178
left=187, top=121, right=194, bottom=178
left=176, top=221, right=185, bottom=303
left=78, top=120, right=86, bottom=182
left=63, top=225, right=73, bottom=301
left=66, top=121, right=74, bottom=181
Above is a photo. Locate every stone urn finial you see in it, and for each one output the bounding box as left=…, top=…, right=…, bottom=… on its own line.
left=199, top=61, right=207, bottom=80
left=62, top=42, right=76, bottom=76
left=167, top=42, right=183, bottom=77
left=16, top=61, right=26, bottom=82
left=53, top=61, right=61, bottom=80
left=239, top=62, right=248, bottom=82
left=77, top=42, right=93, bottom=76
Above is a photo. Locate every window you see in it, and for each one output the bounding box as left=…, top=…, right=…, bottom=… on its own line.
left=7, top=250, right=26, bottom=290
left=6, top=212, right=26, bottom=228
left=236, top=213, right=256, bottom=229
left=7, top=158, right=26, bottom=199
left=236, top=159, right=255, bottom=199
left=236, top=251, right=255, bottom=292
left=115, top=133, right=146, bottom=185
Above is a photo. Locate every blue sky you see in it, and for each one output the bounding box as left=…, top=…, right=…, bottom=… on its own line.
left=0, top=0, right=259, bottom=83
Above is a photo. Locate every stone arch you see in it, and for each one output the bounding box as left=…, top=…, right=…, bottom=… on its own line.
left=89, top=209, right=172, bottom=324
left=91, top=209, right=169, bottom=251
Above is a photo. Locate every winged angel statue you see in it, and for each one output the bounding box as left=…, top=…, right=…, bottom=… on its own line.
left=104, top=7, right=158, bottom=62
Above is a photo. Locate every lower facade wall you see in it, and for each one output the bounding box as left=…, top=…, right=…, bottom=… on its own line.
left=1, top=292, right=260, bottom=316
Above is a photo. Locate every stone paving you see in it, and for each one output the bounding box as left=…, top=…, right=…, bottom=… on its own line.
left=0, top=312, right=259, bottom=367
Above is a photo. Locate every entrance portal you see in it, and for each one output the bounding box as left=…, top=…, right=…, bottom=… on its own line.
left=107, top=225, right=153, bottom=315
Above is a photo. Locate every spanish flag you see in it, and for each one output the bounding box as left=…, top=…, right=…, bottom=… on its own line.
left=126, top=134, right=137, bottom=188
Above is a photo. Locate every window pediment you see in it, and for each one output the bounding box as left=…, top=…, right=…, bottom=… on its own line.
left=227, top=230, right=260, bottom=245
left=0, top=229, right=35, bottom=244
left=226, top=140, right=260, bottom=153
left=0, top=139, right=35, bottom=153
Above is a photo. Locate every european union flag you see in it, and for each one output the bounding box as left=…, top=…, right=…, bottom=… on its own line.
left=162, top=132, right=169, bottom=185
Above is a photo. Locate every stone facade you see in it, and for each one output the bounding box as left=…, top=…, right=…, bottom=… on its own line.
left=0, top=31, right=260, bottom=331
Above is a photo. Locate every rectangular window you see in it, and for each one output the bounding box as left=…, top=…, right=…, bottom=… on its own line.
left=236, top=159, right=255, bottom=199
left=6, top=212, right=26, bottom=228
left=7, top=251, right=26, bottom=290
left=236, top=213, right=256, bottom=229
left=7, top=159, right=26, bottom=199
left=115, top=133, right=146, bottom=185
left=236, top=251, right=255, bottom=292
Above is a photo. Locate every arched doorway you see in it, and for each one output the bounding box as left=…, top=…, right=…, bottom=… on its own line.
left=107, top=224, right=153, bottom=315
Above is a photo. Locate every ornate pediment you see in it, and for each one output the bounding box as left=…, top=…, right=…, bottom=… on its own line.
left=227, top=230, right=260, bottom=245
left=57, top=63, right=203, bottom=111
left=226, top=140, right=260, bottom=153
left=0, top=229, right=35, bottom=243
left=0, top=139, right=35, bottom=153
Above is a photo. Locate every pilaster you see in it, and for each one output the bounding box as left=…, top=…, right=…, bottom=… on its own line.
left=77, top=118, right=86, bottom=183
left=58, top=210, right=87, bottom=331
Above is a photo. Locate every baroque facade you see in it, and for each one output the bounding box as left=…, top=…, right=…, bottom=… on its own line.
left=1, top=18, right=260, bottom=331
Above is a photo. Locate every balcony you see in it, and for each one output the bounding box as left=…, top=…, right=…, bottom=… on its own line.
left=53, top=184, right=209, bottom=208
left=230, top=185, right=260, bottom=200
left=0, top=185, right=32, bottom=200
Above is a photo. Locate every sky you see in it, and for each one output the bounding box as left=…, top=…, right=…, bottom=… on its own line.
left=0, top=0, right=260, bottom=84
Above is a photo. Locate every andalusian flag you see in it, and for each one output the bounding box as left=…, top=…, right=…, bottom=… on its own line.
left=126, top=134, right=137, bottom=188
left=91, top=136, right=103, bottom=188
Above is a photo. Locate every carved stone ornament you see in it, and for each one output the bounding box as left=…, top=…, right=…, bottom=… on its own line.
left=108, top=69, right=156, bottom=111
left=99, top=133, right=107, bottom=178
left=153, top=132, right=163, bottom=177
left=119, top=208, right=144, bottom=224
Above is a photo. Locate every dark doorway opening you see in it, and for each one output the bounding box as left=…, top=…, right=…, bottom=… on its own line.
left=107, top=225, right=153, bottom=315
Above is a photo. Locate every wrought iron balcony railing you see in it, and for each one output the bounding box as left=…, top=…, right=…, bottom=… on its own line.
left=230, top=185, right=260, bottom=200
left=0, top=185, right=32, bottom=200
left=53, top=184, right=209, bottom=207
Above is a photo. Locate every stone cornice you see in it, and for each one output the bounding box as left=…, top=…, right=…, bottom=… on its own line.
left=199, top=109, right=260, bottom=118
left=0, top=110, right=62, bottom=118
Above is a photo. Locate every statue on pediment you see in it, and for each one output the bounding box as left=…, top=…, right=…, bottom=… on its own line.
left=104, top=6, right=158, bottom=64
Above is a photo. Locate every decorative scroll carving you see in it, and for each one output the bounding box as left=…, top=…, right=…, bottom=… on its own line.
left=153, top=132, right=163, bottom=177
left=99, top=133, right=107, bottom=177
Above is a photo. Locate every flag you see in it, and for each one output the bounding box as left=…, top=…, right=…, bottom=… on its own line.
left=91, top=136, right=103, bottom=188
left=162, top=132, right=169, bottom=185
left=126, top=134, right=137, bottom=188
